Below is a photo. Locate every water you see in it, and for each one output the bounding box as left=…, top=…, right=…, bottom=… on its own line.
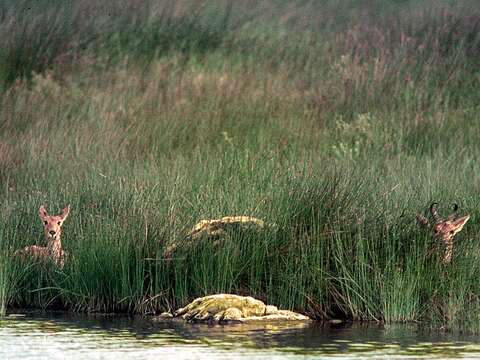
left=2, top=312, right=480, bottom=359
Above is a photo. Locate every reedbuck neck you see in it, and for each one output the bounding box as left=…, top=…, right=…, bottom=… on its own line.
left=417, top=202, right=470, bottom=264
left=15, top=205, right=70, bottom=268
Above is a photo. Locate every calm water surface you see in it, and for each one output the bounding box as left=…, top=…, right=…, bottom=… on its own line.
left=2, top=312, right=480, bottom=359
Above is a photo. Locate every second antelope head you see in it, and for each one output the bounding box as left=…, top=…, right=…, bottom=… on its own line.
left=416, top=202, right=470, bottom=264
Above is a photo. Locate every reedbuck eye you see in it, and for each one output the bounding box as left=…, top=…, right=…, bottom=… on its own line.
left=43, top=221, right=48, bottom=225
left=450, top=230, right=455, bottom=235
left=57, top=222, right=61, bottom=225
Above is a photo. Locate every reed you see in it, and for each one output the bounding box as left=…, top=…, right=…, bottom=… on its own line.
left=1, top=0, right=480, bottom=332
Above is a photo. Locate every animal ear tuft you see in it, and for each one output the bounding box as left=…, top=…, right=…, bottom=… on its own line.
left=452, top=215, right=470, bottom=232
left=38, top=205, right=48, bottom=220
left=61, top=205, right=70, bottom=220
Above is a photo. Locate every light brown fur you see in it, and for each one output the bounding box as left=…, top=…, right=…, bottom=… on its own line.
left=15, top=205, right=70, bottom=268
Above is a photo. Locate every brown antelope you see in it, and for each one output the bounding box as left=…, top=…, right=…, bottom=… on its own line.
left=416, top=202, right=470, bottom=264
left=15, top=205, right=70, bottom=268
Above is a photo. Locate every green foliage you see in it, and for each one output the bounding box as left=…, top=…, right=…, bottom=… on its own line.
left=1, top=0, right=480, bottom=333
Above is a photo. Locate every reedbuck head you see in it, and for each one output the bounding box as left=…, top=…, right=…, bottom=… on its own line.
left=416, top=202, right=470, bottom=264
left=15, top=204, right=70, bottom=269
left=38, top=205, right=70, bottom=243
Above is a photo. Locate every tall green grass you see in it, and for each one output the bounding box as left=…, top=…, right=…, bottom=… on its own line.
left=1, top=0, right=480, bottom=332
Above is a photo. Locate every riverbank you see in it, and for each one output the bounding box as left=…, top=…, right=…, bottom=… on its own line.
left=1, top=0, right=480, bottom=333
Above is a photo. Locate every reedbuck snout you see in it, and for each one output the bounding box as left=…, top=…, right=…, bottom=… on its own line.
left=417, top=202, right=470, bottom=264
left=15, top=205, right=70, bottom=268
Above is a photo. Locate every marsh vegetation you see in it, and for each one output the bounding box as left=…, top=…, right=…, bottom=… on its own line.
left=1, top=0, right=480, bottom=332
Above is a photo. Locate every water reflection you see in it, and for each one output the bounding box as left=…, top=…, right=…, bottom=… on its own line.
left=1, top=312, right=480, bottom=359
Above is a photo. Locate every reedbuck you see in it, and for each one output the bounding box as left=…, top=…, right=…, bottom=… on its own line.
left=416, top=202, right=470, bottom=264
left=15, top=205, right=70, bottom=268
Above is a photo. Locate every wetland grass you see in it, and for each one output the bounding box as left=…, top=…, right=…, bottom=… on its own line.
left=1, top=0, right=480, bottom=332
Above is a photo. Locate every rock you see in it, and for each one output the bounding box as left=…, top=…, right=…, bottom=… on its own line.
left=163, top=216, right=266, bottom=257
left=157, top=294, right=310, bottom=323
left=186, top=216, right=265, bottom=239
left=157, top=312, right=173, bottom=319
left=7, top=313, right=26, bottom=318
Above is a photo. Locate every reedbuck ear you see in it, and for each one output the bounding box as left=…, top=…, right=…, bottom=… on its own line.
left=451, top=215, right=470, bottom=234
left=38, top=205, right=49, bottom=220
left=60, top=205, right=70, bottom=221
